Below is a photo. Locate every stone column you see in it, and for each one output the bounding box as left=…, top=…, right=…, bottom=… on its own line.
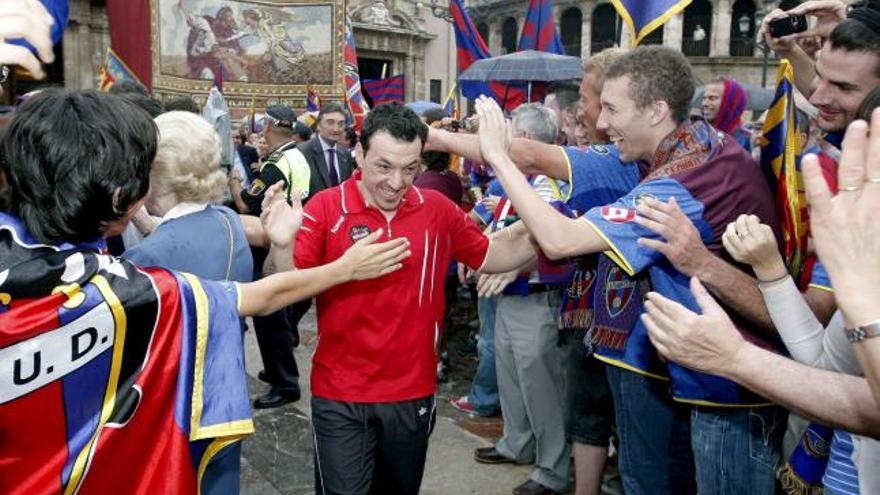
left=664, top=13, right=684, bottom=51
left=582, top=3, right=592, bottom=55
left=405, top=51, right=416, bottom=101
left=712, top=0, right=732, bottom=57
left=489, top=19, right=502, bottom=55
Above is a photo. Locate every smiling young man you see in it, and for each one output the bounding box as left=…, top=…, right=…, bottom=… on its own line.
left=288, top=102, right=536, bottom=495
left=473, top=46, right=783, bottom=494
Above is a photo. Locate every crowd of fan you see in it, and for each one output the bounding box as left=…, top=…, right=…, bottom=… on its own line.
left=3, top=1, right=880, bottom=495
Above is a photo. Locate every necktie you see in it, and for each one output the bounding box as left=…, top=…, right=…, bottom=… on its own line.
left=327, top=147, right=339, bottom=186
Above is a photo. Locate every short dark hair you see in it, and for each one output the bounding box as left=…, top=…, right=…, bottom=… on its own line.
left=604, top=46, right=695, bottom=124
left=360, top=102, right=427, bottom=155
left=422, top=151, right=450, bottom=172
left=317, top=102, right=347, bottom=123
left=293, top=121, right=313, bottom=141
left=828, top=18, right=880, bottom=77
left=108, top=79, right=148, bottom=96
left=344, top=126, right=358, bottom=147
left=164, top=96, right=200, bottom=114
left=118, top=91, right=165, bottom=118
left=1, top=89, right=157, bottom=244
left=546, top=81, right=580, bottom=109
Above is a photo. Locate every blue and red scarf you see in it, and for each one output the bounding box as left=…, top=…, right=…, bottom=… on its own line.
left=713, top=77, right=748, bottom=135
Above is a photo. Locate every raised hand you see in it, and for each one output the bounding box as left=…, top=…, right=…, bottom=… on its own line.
left=260, top=182, right=302, bottom=248
left=802, top=110, right=880, bottom=327
left=474, top=95, right=512, bottom=168
left=339, top=229, right=411, bottom=280
left=0, top=0, right=56, bottom=79
left=721, top=214, right=786, bottom=282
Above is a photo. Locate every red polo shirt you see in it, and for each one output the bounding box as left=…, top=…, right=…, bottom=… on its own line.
left=294, top=170, right=490, bottom=402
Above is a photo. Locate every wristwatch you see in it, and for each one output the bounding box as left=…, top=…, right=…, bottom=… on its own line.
left=845, top=320, right=880, bottom=343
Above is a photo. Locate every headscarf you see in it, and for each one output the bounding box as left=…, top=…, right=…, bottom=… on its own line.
left=713, top=77, right=748, bottom=135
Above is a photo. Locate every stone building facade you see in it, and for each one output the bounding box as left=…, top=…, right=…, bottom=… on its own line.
left=43, top=0, right=780, bottom=105
left=43, top=0, right=459, bottom=107
left=470, top=0, right=782, bottom=87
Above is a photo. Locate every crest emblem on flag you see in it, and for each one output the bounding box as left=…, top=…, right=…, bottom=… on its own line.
left=600, top=206, right=636, bottom=224
left=605, top=265, right=637, bottom=318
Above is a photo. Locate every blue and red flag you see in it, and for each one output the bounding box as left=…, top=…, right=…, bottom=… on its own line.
left=343, top=15, right=370, bottom=130
left=759, top=60, right=806, bottom=277
left=518, top=0, right=565, bottom=54
left=516, top=0, right=565, bottom=102
left=98, top=48, right=143, bottom=92
left=306, top=84, right=322, bottom=112
left=0, top=213, right=252, bottom=494
left=449, top=0, right=524, bottom=110
left=363, top=74, right=405, bottom=105
left=611, top=0, right=692, bottom=46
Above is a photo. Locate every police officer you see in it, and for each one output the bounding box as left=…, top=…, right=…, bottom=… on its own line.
left=239, top=104, right=309, bottom=409
left=240, top=105, right=311, bottom=215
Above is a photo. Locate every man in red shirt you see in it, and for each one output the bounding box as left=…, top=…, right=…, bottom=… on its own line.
left=264, top=102, right=534, bottom=494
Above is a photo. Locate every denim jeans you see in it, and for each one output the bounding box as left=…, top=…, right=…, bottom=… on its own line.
left=468, top=296, right=500, bottom=415
left=606, top=365, right=696, bottom=495
left=691, top=406, right=785, bottom=495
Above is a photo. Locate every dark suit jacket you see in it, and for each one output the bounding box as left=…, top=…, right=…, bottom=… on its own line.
left=297, top=137, right=354, bottom=200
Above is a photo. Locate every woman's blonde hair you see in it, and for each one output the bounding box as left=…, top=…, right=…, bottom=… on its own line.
left=151, top=111, right=227, bottom=203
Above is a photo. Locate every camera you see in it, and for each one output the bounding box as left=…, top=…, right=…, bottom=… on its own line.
left=768, top=15, right=808, bottom=38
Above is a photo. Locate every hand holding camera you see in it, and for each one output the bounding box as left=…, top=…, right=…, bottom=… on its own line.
left=758, top=0, right=847, bottom=55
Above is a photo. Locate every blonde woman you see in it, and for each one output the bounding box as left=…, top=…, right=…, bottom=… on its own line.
left=124, top=110, right=253, bottom=284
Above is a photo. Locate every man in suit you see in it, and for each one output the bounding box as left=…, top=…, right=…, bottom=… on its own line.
left=297, top=102, right=354, bottom=196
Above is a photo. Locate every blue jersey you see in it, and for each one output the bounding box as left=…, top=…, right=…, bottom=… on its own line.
left=582, top=122, right=782, bottom=406
left=556, top=144, right=642, bottom=333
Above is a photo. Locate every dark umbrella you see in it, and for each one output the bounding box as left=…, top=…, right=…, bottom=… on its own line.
left=692, top=81, right=775, bottom=112
left=459, top=50, right=582, bottom=104
left=458, top=50, right=583, bottom=83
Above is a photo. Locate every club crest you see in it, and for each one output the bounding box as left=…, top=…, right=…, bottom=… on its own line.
left=605, top=265, right=637, bottom=318
left=633, top=193, right=659, bottom=208
left=589, top=144, right=610, bottom=155
left=349, top=225, right=372, bottom=242
left=247, top=179, right=266, bottom=196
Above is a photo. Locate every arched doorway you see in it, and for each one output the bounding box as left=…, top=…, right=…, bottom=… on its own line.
left=590, top=4, right=620, bottom=54
left=560, top=7, right=582, bottom=57
left=501, top=17, right=518, bottom=54
left=682, top=0, right=712, bottom=56
left=476, top=22, right=490, bottom=46
left=730, top=0, right=757, bottom=56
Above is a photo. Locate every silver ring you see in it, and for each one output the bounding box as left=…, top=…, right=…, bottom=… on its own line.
left=839, top=185, right=863, bottom=192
